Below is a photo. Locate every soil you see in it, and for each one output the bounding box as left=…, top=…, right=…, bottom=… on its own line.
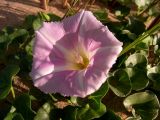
left=0, top=0, right=109, bottom=29
left=0, top=0, right=66, bottom=30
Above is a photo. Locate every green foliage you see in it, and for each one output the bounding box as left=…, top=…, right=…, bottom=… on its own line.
left=34, top=102, right=55, bottom=120
left=134, top=0, right=153, bottom=10
left=119, top=22, right=160, bottom=56
left=76, top=102, right=106, bottom=120
left=93, top=10, right=108, bottom=23
left=77, top=82, right=109, bottom=120
left=125, top=53, right=147, bottom=68
left=76, top=81, right=109, bottom=120
left=125, top=53, right=149, bottom=90
left=0, top=0, right=160, bottom=119
left=0, top=65, right=20, bottom=99
left=126, top=68, right=149, bottom=91
left=13, top=94, right=35, bottom=119
left=147, top=65, right=160, bottom=90
left=94, top=110, right=121, bottom=120
left=127, top=17, right=146, bottom=36
left=124, top=91, right=160, bottom=120
left=108, top=69, right=131, bottom=97
left=5, top=113, right=24, bottom=120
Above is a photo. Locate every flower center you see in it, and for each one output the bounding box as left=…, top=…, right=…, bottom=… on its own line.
left=65, top=45, right=90, bottom=70
left=74, top=53, right=89, bottom=70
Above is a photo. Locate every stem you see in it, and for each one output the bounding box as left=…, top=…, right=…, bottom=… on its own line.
left=83, top=0, right=92, bottom=10
left=20, top=35, right=34, bottom=49
left=138, top=0, right=159, bottom=16
left=11, top=86, right=15, bottom=99
left=119, top=22, right=160, bottom=56
left=49, top=93, right=57, bottom=102
left=62, top=0, right=77, bottom=19
left=147, top=15, right=160, bottom=30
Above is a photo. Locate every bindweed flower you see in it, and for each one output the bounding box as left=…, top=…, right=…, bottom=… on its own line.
left=30, top=10, right=123, bottom=98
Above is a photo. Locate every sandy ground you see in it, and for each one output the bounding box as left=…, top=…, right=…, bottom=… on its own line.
left=0, top=0, right=108, bottom=30
left=0, top=0, right=67, bottom=29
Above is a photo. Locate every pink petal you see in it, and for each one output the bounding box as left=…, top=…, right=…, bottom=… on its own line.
left=92, top=46, right=122, bottom=71
left=34, top=70, right=86, bottom=97
left=82, top=46, right=122, bottom=96
left=33, top=69, right=105, bottom=98
left=30, top=32, right=54, bottom=80
left=38, top=22, right=65, bottom=44
left=77, top=11, right=122, bottom=50
left=62, top=10, right=85, bottom=33
left=30, top=10, right=123, bottom=98
left=31, top=23, right=66, bottom=80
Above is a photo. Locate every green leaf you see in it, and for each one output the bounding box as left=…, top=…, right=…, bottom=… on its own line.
left=33, top=18, right=43, bottom=30
left=77, top=102, right=106, bottom=120
left=79, top=83, right=108, bottom=119
left=114, top=5, right=130, bottom=18
left=2, top=26, right=14, bottom=34
left=134, top=0, right=152, bottom=9
left=149, top=4, right=160, bottom=16
left=89, top=80, right=109, bottom=101
left=119, top=22, right=160, bottom=56
left=88, top=81, right=109, bottom=108
left=13, top=94, right=35, bottom=120
left=61, top=106, right=77, bottom=120
left=108, top=69, right=131, bottom=97
left=0, top=34, right=10, bottom=44
left=34, top=101, right=61, bottom=120
left=23, top=15, right=37, bottom=30
left=135, top=36, right=153, bottom=51
left=125, top=53, right=147, bottom=68
left=74, top=81, right=109, bottom=120
left=124, top=91, right=160, bottom=120
left=34, top=102, right=56, bottom=120
left=147, top=65, right=160, bottom=90
left=0, top=65, right=20, bottom=99
left=125, top=53, right=149, bottom=90
left=93, top=10, right=108, bottom=22
left=4, top=106, right=24, bottom=120
left=38, top=12, right=50, bottom=21
left=59, top=103, right=106, bottom=120
left=128, top=19, right=145, bottom=34
left=12, top=114, right=24, bottom=120
left=126, top=116, right=141, bottom=120
left=47, top=13, right=61, bottom=21
left=4, top=113, right=24, bottom=120
left=0, top=29, right=28, bottom=52
left=126, top=68, right=149, bottom=91
left=9, top=29, right=28, bottom=41
left=94, top=110, right=121, bottom=120
left=117, top=0, right=131, bottom=5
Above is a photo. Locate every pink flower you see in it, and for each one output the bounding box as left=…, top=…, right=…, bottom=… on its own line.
left=30, top=10, right=123, bottom=98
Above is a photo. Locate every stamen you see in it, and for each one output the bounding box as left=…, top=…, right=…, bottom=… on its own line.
left=65, top=45, right=89, bottom=70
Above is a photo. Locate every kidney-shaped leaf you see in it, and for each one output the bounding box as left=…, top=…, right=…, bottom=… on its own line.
left=13, top=94, right=35, bottom=120
left=126, top=68, right=149, bottom=91
left=0, top=65, right=20, bottom=99
left=88, top=81, right=109, bottom=106
left=147, top=65, right=160, bottom=90
left=34, top=102, right=56, bottom=120
left=124, top=91, right=160, bottom=120
left=77, top=102, right=106, bottom=120
left=4, top=113, right=24, bottom=120
left=108, top=69, right=131, bottom=97
left=125, top=53, right=147, bottom=69
left=94, top=110, right=121, bottom=120
left=67, top=81, right=109, bottom=120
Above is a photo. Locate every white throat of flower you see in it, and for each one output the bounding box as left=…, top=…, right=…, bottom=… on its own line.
left=65, top=43, right=90, bottom=70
